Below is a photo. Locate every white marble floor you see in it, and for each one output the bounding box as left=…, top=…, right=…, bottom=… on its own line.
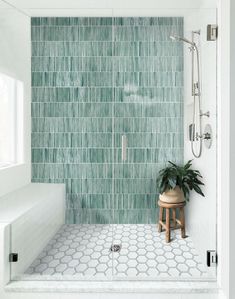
left=24, top=224, right=208, bottom=279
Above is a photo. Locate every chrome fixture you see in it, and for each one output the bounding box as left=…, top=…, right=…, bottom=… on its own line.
left=204, top=124, right=212, bottom=149
left=200, top=111, right=210, bottom=118
left=207, top=25, right=218, bottom=41
left=170, top=30, right=209, bottom=158
left=169, top=35, right=195, bottom=47
left=110, top=244, right=122, bottom=253
left=121, top=135, right=127, bottom=162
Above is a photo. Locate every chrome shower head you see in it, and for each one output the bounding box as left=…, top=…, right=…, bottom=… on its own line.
left=170, top=34, right=195, bottom=47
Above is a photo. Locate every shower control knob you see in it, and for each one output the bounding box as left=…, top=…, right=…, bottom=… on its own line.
left=204, top=124, right=213, bottom=149
left=204, top=132, right=211, bottom=140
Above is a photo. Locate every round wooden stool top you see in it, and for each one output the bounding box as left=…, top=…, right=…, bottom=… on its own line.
left=158, top=200, right=186, bottom=208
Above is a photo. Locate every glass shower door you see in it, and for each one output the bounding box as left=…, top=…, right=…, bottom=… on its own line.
left=30, top=17, right=116, bottom=280
left=112, top=17, right=184, bottom=278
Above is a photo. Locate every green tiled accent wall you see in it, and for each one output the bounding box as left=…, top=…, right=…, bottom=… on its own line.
left=31, top=17, right=184, bottom=224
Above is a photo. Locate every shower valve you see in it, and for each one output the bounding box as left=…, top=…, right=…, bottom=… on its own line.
left=204, top=132, right=211, bottom=140
left=195, top=132, right=211, bottom=140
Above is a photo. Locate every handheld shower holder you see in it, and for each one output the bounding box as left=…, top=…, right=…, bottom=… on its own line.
left=200, top=111, right=210, bottom=118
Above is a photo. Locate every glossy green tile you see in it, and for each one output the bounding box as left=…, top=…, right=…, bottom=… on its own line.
left=31, top=17, right=184, bottom=224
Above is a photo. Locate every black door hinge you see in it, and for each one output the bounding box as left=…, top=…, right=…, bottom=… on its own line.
left=9, top=253, right=18, bottom=262
left=207, top=250, right=217, bottom=267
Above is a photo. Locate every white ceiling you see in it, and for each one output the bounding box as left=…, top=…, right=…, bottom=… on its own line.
left=1, top=0, right=217, bottom=16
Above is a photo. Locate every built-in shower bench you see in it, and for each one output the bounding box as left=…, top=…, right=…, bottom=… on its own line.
left=0, top=183, right=65, bottom=285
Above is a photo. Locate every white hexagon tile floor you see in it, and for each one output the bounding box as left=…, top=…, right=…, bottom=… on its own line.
left=24, top=224, right=209, bottom=279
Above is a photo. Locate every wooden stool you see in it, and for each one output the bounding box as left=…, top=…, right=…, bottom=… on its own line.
left=158, top=200, right=186, bottom=243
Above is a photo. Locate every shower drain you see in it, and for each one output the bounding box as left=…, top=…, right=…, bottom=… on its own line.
left=110, top=244, right=122, bottom=253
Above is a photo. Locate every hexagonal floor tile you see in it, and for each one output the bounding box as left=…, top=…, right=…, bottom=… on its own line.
left=75, top=263, right=87, bottom=272
left=155, top=248, right=164, bottom=255
left=168, top=268, right=180, bottom=276
left=137, top=248, right=146, bottom=255
left=127, top=251, right=138, bottom=259
left=84, top=268, right=97, bottom=276
left=157, top=264, right=168, bottom=272
left=34, top=263, right=47, bottom=273
left=185, top=259, right=197, bottom=267
left=165, top=252, right=174, bottom=259
left=147, top=268, right=159, bottom=276
left=172, top=248, right=182, bottom=256
left=87, top=259, right=99, bottom=268
left=146, top=250, right=156, bottom=258
left=127, top=259, right=138, bottom=267
left=128, top=245, right=137, bottom=252
left=41, top=255, right=53, bottom=263
left=177, top=263, right=189, bottom=272
left=61, top=255, right=72, bottom=263
left=96, top=264, right=108, bottom=272
left=166, top=259, right=177, bottom=268
left=24, top=224, right=209, bottom=280
left=156, top=256, right=166, bottom=263
left=126, top=268, right=138, bottom=276
left=63, top=268, right=75, bottom=275
left=68, top=260, right=79, bottom=267
left=118, top=255, right=129, bottom=263
left=99, top=255, right=110, bottom=263
left=137, top=264, right=148, bottom=272
left=55, top=263, right=67, bottom=273
left=137, top=255, right=147, bottom=263
left=42, top=267, right=55, bottom=275
left=48, top=259, right=60, bottom=268
left=146, top=259, right=157, bottom=268
left=65, top=248, right=76, bottom=256
left=175, top=255, right=185, bottom=263
left=73, top=252, right=83, bottom=259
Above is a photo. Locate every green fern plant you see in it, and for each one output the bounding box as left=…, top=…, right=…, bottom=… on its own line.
left=156, top=160, right=205, bottom=201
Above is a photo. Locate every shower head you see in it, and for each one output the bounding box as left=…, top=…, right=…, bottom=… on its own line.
left=170, top=34, right=195, bottom=47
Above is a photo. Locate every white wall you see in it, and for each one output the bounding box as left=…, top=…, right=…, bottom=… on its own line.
left=229, top=0, right=235, bottom=297
left=0, top=2, right=31, bottom=197
left=184, top=9, right=217, bottom=275
left=3, top=0, right=217, bottom=16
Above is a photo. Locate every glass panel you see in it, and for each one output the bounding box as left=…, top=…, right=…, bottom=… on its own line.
left=112, top=17, right=184, bottom=279
left=5, top=11, right=217, bottom=282
left=29, top=17, right=114, bottom=280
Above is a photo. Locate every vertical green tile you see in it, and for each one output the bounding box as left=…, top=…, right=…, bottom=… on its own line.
left=31, top=17, right=183, bottom=224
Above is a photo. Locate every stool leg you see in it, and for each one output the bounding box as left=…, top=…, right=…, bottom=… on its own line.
left=172, top=208, right=176, bottom=229
left=158, top=207, right=163, bottom=232
left=180, top=207, right=185, bottom=238
left=166, top=208, right=170, bottom=243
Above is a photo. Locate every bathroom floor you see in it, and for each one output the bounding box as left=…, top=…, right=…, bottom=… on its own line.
left=24, top=224, right=208, bottom=279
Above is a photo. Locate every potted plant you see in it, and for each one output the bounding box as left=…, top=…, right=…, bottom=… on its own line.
left=157, top=160, right=204, bottom=203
